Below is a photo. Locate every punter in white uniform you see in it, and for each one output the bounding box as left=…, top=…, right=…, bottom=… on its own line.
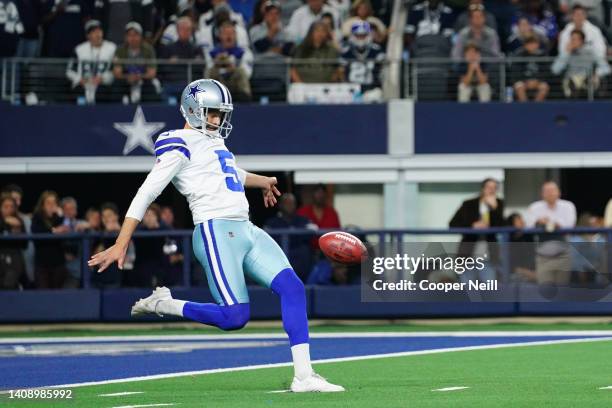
left=88, top=78, right=344, bottom=393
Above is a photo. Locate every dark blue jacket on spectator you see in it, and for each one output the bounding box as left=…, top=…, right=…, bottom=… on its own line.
left=264, top=213, right=312, bottom=249
left=31, top=213, right=64, bottom=268
left=15, top=0, right=44, bottom=41
left=209, top=45, right=247, bottom=63
left=41, top=0, right=93, bottom=57
left=264, top=213, right=313, bottom=281
left=0, top=0, right=24, bottom=57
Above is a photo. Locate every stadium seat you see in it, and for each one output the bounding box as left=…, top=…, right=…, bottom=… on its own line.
left=250, top=56, right=288, bottom=102
left=21, top=61, right=72, bottom=104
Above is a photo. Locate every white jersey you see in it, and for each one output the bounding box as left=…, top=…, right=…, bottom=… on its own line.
left=66, top=40, right=117, bottom=88
left=125, top=129, right=250, bottom=224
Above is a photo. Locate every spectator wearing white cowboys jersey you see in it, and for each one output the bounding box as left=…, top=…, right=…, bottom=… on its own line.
left=66, top=20, right=117, bottom=104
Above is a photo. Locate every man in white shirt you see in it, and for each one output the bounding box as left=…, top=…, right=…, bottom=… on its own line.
left=286, top=0, right=339, bottom=44
left=558, top=4, right=608, bottom=59
left=66, top=20, right=116, bottom=104
left=525, top=181, right=576, bottom=285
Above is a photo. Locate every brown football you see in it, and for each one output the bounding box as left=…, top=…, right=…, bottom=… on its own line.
left=318, top=231, right=368, bottom=264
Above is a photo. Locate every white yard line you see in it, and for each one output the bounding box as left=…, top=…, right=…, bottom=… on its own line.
left=99, top=391, right=145, bottom=397
left=598, top=386, right=612, bottom=390
left=110, top=404, right=175, bottom=408
left=432, top=386, right=469, bottom=392
left=266, top=390, right=290, bottom=393
left=3, top=331, right=612, bottom=343
left=0, top=335, right=607, bottom=392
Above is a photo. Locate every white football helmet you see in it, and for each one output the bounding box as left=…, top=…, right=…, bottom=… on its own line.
left=180, top=79, right=234, bottom=138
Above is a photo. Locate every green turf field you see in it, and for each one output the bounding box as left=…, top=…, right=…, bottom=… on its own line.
left=2, top=332, right=612, bottom=408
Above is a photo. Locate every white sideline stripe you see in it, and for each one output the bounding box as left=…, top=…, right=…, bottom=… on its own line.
left=1, top=335, right=609, bottom=393
left=111, top=404, right=175, bottom=408
left=599, top=386, right=612, bottom=390
left=433, top=386, right=469, bottom=392
left=3, top=331, right=612, bottom=344
left=267, top=390, right=290, bottom=393
left=99, top=391, right=145, bottom=397
left=203, top=221, right=234, bottom=306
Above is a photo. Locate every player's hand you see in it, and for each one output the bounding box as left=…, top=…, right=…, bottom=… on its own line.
left=262, top=177, right=281, bottom=208
left=88, top=243, right=128, bottom=273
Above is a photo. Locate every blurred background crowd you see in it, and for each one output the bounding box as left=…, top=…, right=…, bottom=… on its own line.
left=3, top=0, right=612, bottom=103
left=1, top=180, right=611, bottom=290
left=0, top=0, right=390, bottom=103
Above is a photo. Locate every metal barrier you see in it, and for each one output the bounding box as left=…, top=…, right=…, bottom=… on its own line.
left=1, top=227, right=610, bottom=289
left=0, top=57, right=390, bottom=105
left=405, top=56, right=611, bottom=102
left=4, top=55, right=611, bottom=103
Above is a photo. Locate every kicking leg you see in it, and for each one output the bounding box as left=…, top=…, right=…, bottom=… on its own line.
left=131, top=220, right=253, bottom=330
left=245, top=225, right=344, bottom=392
left=132, top=287, right=250, bottom=331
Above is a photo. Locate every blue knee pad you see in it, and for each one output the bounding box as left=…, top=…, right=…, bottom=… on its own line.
left=271, top=268, right=309, bottom=346
left=183, top=302, right=250, bottom=331
left=218, top=303, right=250, bottom=331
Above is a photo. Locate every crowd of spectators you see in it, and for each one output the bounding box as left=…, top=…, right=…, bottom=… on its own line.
left=1, top=180, right=611, bottom=290
left=4, top=0, right=610, bottom=103
left=0, top=182, right=349, bottom=290
left=448, top=178, right=610, bottom=287
left=405, top=0, right=612, bottom=101
left=0, top=0, right=390, bottom=104
left=0, top=184, right=186, bottom=290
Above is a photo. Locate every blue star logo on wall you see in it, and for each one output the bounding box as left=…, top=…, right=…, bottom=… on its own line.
left=187, top=84, right=205, bottom=102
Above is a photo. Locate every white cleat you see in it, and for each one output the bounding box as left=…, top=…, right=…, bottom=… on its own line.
left=290, top=372, right=345, bottom=393
left=130, top=286, right=172, bottom=317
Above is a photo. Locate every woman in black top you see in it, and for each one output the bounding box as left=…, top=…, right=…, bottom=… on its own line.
left=30, top=191, right=69, bottom=288
left=0, top=195, right=27, bottom=289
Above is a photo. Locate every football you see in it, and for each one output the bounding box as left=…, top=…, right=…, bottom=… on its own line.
left=318, top=231, right=368, bottom=264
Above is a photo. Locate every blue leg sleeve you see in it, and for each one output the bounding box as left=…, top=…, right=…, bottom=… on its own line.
left=183, top=302, right=250, bottom=331
left=270, top=268, right=309, bottom=346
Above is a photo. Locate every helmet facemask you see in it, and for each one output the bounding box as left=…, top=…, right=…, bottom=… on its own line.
left=199, top=106, right=233, bottom=139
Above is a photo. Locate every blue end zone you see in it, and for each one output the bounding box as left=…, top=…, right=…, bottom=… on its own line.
left=1, top=334, right=610, bottom=390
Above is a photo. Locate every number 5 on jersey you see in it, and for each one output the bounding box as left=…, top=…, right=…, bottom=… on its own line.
left=215, top=150, right=245, bottom=192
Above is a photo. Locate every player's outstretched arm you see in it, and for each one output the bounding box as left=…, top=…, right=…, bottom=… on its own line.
left=88, top=149, right=187, bottom=272
left=244, top=173, right=281, bottom=207
left=88, top=217, right=140, bottom=272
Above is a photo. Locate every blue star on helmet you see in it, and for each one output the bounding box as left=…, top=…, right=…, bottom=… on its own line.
left=187, top=84, right=204, bottom=102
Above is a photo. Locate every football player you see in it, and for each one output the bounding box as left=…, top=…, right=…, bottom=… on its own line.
left=341, top=21, right=385, bottom=101
left=88, top=79, right=344, bottom=393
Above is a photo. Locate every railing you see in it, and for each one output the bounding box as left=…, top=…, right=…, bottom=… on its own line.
left=1, top=227, right=611, bottom=289
left=405, top=56, right=612, bottom=102
left=5, top=56, right=612, bottom=104
left=0, top=57, right=391, bottom=105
